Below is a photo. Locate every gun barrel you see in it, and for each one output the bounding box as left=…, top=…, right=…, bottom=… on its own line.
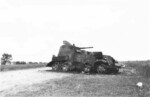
left=78, top=47, right=93, bottom=49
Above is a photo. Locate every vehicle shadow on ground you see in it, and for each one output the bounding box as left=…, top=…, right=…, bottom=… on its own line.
left=43, top=69, right=122, bottom=75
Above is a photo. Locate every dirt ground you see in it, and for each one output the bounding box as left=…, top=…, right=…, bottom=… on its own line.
left=0, top=67, right=72, bottom=97
left=0, top=67, right=150, bottom=97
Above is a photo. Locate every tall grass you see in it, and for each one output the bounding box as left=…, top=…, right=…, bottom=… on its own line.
left=124, top=61, right=150, bottom=79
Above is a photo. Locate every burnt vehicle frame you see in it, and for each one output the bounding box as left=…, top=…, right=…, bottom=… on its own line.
left=47, top=41, right=121, bottom=74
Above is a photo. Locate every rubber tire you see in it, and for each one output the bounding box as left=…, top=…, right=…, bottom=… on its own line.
left=97, top=65, right=106, bottom=73
left=84, top=64, right=91, bottom=73
left=52, top=62, right=59, bottom=71
left=62, top=63, right=69, bottom=72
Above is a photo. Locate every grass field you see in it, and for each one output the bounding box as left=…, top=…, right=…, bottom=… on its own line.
left=1, top=61, right=150, bottom=97
left=36, top=61, right=150, bottom=97
left=122, top=60, right=150, bottom=78
left=0, top=64, right=46, bottom=71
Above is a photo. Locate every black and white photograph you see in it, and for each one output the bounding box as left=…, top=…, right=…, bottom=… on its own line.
left=0, top=0, right=150, bottom=97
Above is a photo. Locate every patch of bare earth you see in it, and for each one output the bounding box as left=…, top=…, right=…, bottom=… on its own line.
left=0, top=67, right=72, bottom=97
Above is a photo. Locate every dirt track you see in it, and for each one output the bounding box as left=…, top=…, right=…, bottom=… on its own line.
left=0, top=67, right=72, bottom=96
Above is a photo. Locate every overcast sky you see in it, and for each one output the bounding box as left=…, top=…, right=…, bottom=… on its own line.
left=0, top=0, right=149, bottom=62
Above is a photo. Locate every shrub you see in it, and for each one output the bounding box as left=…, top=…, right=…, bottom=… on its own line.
left=15, top=61, right=26, bottom=65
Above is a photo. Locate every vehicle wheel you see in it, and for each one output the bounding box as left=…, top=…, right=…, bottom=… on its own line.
left=62, top=63, right=69, bottom=72
left=97, top=65, right=106, bottom=73
left=52, top=62, right=59, bottom=71
left=84, top=64, right=91, bottom=73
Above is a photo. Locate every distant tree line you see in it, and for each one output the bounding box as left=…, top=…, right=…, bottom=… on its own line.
left=13, top=61, right=47, bottom=65
left=14, top=61, right=26, bottom=65
left=1, top=53, right=47, bottom=65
